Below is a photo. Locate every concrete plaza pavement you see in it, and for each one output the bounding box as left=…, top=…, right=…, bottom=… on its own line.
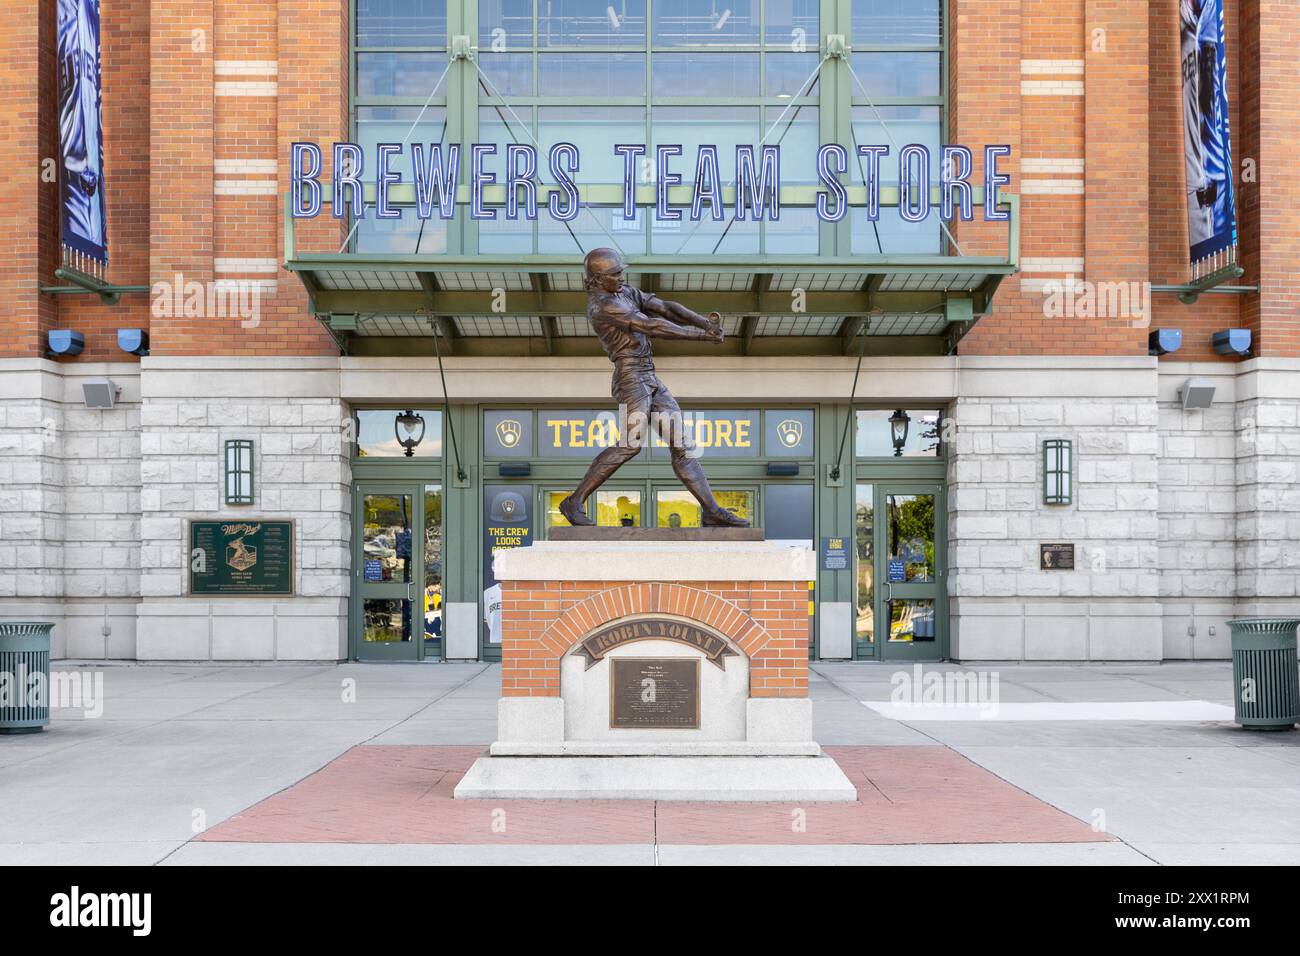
left=0, top=660, right=1297, bottom=865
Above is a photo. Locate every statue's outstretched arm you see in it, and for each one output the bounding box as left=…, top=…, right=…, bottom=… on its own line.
left=642, top=296, right=720, bottom=332
left=604, top=310, right=723, bottom=343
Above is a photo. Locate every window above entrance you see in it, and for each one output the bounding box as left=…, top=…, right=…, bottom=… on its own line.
left=291, top=1, right=1017, bottom=357
left=855, top=409, right=944, bottom=458
left=354, top=408, right=446, bottom=458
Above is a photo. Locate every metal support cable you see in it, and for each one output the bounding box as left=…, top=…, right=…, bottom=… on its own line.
left=673, top=51, right=833, bottom=256
left=432, top=328, right=466, bottom=482
left=474, top=72, right=589, bottom=255
left=849, top=122, right=885, bottom=255
left=470, top=57, right=626, bottom=255
left=830, top=317, right=869, bottom=481
left=842, top=57, right=965, bottom=257
left=337, top=57, right=456, bottom=254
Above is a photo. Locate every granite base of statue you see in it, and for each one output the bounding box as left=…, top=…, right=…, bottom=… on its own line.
left=453, top=533, right=857, bottom=801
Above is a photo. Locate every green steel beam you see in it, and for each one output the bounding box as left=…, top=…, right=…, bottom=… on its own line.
left=343, top=333, right=948, bottom=358
left=43, top=270, right=149, bottom=306
left=943, top=294, right=974, bottom=354
left=740, top=316, right=758, bottom=355
left=840, top=316, right=867, bottom=355
left=294, top=284, right=977, bottom=316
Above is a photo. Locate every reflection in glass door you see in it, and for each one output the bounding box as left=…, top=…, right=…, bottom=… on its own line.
left=854, top=484, right=875, bottom=656
left=353, top=483, right=442, bottom=661
left=854, top=483, right=945, bottom=660
left=880, top=486, right=942, bottom=660
left=422, top=484, right=443, bottom=657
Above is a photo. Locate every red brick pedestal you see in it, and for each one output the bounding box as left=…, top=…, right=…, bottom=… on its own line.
left=454, top=540, right=857, bottom=801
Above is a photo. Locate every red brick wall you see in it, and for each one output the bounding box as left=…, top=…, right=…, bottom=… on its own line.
left=952, top=0, right=1291, bottom=360
left=145, top=0, right=340, bottom=356
left=0, top=0, right=56, bottom=358
left=6, top=2, right=1293, bottom=362
left=1082, top=0, right=1149, bottom=357
left=1245, top=1, right=1300, bottom=356
left=499, top=580, right=810, bottom=700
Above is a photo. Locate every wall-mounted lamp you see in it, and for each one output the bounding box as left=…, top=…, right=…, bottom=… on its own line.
left=117, top=329, right=149, bottom=356
left=499, top=462, right=531, bottom=477
left=1148, top=328, right=1182, bottom=356
left=766, top=462, right=800, bottom=477
left=224, top=439, right=254, bottom=505
left=47, top=330, right=84, bottom=358
left=395, top=410, right=426, bottom=457
left=1213, top=329, right=1251, bottom=358
left=1043, top=439, right=1073, bottom=506
left=889, top=409, right=911, bottom=457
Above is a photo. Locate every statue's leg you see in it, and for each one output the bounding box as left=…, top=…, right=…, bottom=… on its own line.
left=559, top=373, right=649, bottom=525
left=558, top=445, right=641, bottom=525
left=651, top=384, right=750, bottom=527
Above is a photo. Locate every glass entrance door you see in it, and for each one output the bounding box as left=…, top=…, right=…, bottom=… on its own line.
left=854, top=482, right=946, bottom=661
left=353, top=482, right=443, bottom=661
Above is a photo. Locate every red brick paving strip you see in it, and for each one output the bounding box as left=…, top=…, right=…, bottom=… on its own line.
left=199, top=745, right=1110, bottom=846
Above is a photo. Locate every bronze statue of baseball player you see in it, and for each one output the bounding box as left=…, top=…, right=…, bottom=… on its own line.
left=558, top=248, right=749, bottom=528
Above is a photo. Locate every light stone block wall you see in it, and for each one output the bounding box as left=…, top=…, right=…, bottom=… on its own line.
left=0, top=361, right=142, bottom=659
left=1, top=353, right=1294, bottom=663
left=1232, top=361, right=1300, bottom=623
left=1156, top=364, right=1240, bottom=658
left=135, top=357, right=350, bottom=661
left=947, top=358, right=1163, bottom=660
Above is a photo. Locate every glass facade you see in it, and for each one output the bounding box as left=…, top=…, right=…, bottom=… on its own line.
left=351, top=1, right=946, bottom=255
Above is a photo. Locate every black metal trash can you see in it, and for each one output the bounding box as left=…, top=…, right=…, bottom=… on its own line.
left=1228, top=618, right=1300, bottom=731
left=0, top=622, right=54, bottom=734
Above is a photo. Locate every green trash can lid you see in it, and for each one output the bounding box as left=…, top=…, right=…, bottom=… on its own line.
left=1227, top=618, right=1300, bottom=632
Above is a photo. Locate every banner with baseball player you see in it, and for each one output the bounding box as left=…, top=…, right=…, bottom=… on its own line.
left=57, top=0, right=108, bottom=271
left=1180, top=0, right=1236, bottom=271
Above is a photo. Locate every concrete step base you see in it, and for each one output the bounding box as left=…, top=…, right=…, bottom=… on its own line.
left=489, top=740, right=823, bottom=756
left=453, top=754, right=859, bottom=801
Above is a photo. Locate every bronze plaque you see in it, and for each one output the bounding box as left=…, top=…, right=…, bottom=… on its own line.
left=1040, top=543, right=1075, bottom=570
left=610, top=658, right=700, bottom=730
left=188, top=520, right=294, bottom=596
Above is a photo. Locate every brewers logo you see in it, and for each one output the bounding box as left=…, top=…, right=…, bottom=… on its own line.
left=495, top=419, right=522, bottom=449
left=776, top=418, right=803, bottom=448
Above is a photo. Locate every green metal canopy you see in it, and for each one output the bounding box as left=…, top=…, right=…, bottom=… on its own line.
left=283, top=188, right=1019, bottom=357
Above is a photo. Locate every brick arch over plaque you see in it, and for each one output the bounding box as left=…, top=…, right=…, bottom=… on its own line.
left=542, top=584, right=773, bottom=660
left=503, top=582, right=804, bottom=698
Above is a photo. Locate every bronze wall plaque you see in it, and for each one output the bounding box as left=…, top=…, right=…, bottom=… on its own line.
left=610, top=658, right=700, bottom=729
left=188, top=519, right=294, bottom=596
left=1040, top=543, right=1075, bottom=570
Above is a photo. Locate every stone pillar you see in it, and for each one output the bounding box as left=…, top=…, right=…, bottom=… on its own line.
left=1233, top=360, right=1300, bottom=620
left=136, top=356, right=349, bottom=660
left=948, top=357, right=1162, bottom=660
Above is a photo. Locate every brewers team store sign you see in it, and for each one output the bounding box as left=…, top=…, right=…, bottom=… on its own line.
left=482, top=409, right=814, bottom=459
